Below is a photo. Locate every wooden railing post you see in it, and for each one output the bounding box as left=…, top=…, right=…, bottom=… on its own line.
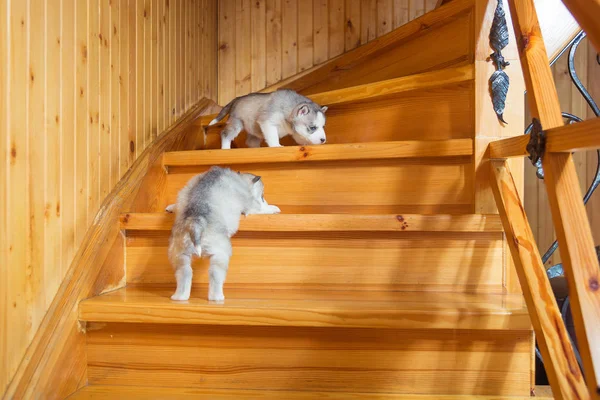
left=490, top=160, right=589, bottom=400
left=506, top=0, right=600, bottom=397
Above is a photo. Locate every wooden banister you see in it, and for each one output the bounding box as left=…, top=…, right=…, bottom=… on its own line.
left=490, top=160, right=588, bottom=400
left=489, top=117, right=600, bottom=159
left=560, top=0, right=600, bottom=52
left=506, top=0, right=600, bottom=397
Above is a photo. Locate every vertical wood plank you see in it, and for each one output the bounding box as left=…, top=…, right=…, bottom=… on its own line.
left=120, top=0, right=131, bottom=176
left=392, top=0, right=409, bottom=29
left=190, top=0, right=196, bottom=103
left=151, top=0, right=158, bottom=138
left=201, top=0, right=208, bottom=98
left=236, top=0, right=252, bottom=94
left=144, top=0, right=151, bottom=144
left=178, top=0, right=183, bottom=113
left=344, top=0, right=360, bottom=52
left=586, top=39, right=600, bottom=244
left=251, top=0, right=266, bottom=90
left=297, top=0, right=313, bottom=71
left=163, top=0, right=169, bottom=126
left=281, top=0, right=297, bottom=79
left=409, top=0, right=425, bottom=20
left=377, top=0, right=393, bottom=36
left=61, top=0, right=76, bottom=275
left=328, top=0, right=344, bottom=57
left=360, top=0, right=376, bottom=44
left=265, top=0, right=281, bottom=87
left=169, top=0, right=175, bottom=121
left=136, top=0, right=144, bottom=153
left=0, top=0, right=7, bottom=391
left=8, top=0, right=31, bottom=383
left=99, top=0, right=111, bottom=197
left=30, top=0, right=46, bottom=326
left=46, top=0, right=63, bottom=301
left=313, top=0, right=328, bottom=64
left=75, top=0, right=88, bottom=245
left=425, top=0, right=437, bottom=12
left=111, top=0, right=121, bottom=182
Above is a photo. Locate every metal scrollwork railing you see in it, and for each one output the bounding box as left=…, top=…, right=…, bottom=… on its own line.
left=525, top=30, right=600, bottom=376
left=489, top=0, right=510, bottom=123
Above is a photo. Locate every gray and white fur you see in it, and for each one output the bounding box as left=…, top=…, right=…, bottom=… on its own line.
left=209, top=89, right=328, bottom=149
left=166, top=166, right=280, bottom=302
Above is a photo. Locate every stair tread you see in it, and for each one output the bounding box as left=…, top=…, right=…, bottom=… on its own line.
left=163, top=139, right=473, bottom=167
left=69, top=385, right=552, bottom=399
left=79, top=286, right=530, bottom=330
left=119, top=212, right=504, bottom=232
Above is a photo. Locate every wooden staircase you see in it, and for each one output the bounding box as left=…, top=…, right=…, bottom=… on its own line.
left=62, top=0, right=592, bottom=398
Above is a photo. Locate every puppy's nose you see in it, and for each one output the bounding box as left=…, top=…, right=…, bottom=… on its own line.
left=320, top=138, right=326, bottom=143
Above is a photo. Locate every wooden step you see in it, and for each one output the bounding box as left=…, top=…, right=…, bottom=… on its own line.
left=69, top=385, right=553, bottom=399
left=164, top=139, right=473, bottom=166
left=120, top=212, right=502, bottom=232
left=79, top=286, right=530, bottom=330
left=197, top=65, right=474, bottom=130
left=122, top=213, right=505, bottom=293
left=164, top=145, right=474, bottom=215
left=199, top=75, right=474, bottom=149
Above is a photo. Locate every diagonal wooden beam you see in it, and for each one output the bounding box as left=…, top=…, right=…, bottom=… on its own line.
left=490, top=160, right=588, bottom=400
left=507, top=0, right=600, bottom=397
left=560, top=0, right=600, bottom=52
left=489, top=117, right=600, bottom=159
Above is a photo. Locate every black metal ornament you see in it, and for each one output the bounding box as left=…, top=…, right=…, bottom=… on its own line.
left=489, top=0, right=510, bottom=124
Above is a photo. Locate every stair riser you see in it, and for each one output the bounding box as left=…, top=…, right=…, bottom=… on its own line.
left=86, top=323, right=532, bottom=396
left=126, top=231, right=504, bottom=292
left=165, top=158, right=473, bottom=214
left=203, top=83, right=473, bottom=149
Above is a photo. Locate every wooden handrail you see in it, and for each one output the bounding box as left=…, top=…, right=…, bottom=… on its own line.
left=507, top=0, right=600, bottom=397
left=489, top=117, right=600, bottom=159
left=490, top=160, right=588, bottom=400
left=560, top=0, right=600, bottom=52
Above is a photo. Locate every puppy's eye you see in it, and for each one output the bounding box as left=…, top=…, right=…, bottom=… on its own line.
left=308, top=126, right=317, bottom=133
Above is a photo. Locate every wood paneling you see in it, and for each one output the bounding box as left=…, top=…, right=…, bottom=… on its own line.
left=85, top=323, right=533, bottom=396
left=0, top=1, right=218, bottom=396
left=217, top=0, right=458, bottom=104
left=524, top=36, right=600, bottom=268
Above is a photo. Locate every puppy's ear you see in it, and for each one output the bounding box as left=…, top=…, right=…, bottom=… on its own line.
left=297, top=104, right=309, bottom=116
left=252, top=175, right=262, bottom=184
left=321, top=106, right=328, bottom=113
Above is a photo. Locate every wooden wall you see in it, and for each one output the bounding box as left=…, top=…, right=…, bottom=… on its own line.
left=524, top=36, right=600, bottom=267
left=217, top=0, right=439, bottom=104
left=0, top=0, right=217, bottom=394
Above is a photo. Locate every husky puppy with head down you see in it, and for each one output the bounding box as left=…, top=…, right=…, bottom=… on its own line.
left=209, top=89, right=328, bottom=149
left=166, top=166, right=280, bottom=302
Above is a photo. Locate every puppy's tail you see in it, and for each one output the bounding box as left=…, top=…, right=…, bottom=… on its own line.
left=209, top=99, right=236, bottom=126
left=184, top=218, right=205, bottom=257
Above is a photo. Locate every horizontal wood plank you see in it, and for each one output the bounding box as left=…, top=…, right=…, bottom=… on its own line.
left=70, top=385, right=552, bottom=400
left=84, top=323, right=532, bottom=395
left=489, top=118, right=600, bottom=159
left=197, top=65, right=475, bottom=128
left=79, top=286, right=530, bottom=330
left=120, top=212, right=502, bottom=232
left=164, top=139, right=473, bottom=166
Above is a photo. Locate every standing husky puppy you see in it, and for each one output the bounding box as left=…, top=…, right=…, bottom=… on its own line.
left=209, top=89, right=328, bottom=149
left=166, top=166, right=280, bottom=302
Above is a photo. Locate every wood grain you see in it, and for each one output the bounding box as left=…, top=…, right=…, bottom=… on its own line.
left=490, top=160, right=589, bottom=400
left=3, top=100, right=218, bottom=399
left=70, top=385, right=553, bottom=400
left=164, top=139, right=473, bottom=166
left=165, top=158, right=473, bottom=212
left=508, top=0, right=600, bottom=396
left=79, top=286, right=530, bottom=330
left=84, top=323, right=532, bottom=396
left=490, top=117, right=600, bottom=158
left=120, top=212, right=502, bottom=232
left=560, top=0, right=600, bottom=52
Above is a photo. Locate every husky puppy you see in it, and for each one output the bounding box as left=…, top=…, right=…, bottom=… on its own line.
left=209, top=89, right=328, bottom=149
left=166, top=166, right=280, bottom=302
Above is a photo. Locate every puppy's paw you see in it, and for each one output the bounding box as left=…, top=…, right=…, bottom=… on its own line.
left=208, top=292, right=225, bottom=302
left=165, top=204, right=176, bottom=213
left=266, top=205, right=281, bottom=214
left=171, top=292, right=190, bottom=301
